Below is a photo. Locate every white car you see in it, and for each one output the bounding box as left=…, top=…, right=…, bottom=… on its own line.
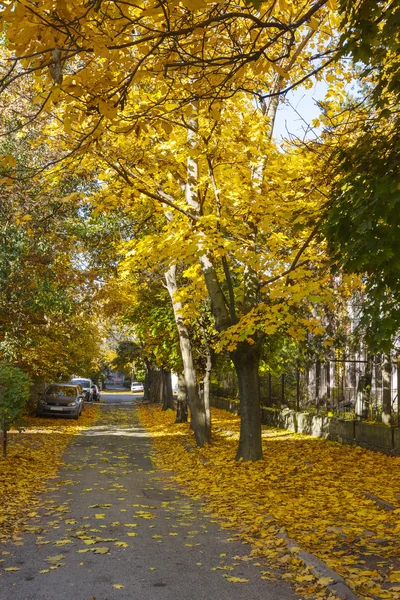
left=131, top=381, right=144, bottom=393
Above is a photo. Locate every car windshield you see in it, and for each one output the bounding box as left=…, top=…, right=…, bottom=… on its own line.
left=46, top=385, right=76, bottom=398
left=132, top=382, right=141, bottom=386
left=72, top=379, right=91, bottom=388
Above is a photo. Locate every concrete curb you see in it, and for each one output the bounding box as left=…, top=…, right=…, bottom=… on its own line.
left=277, top=530, right=360, bottom=600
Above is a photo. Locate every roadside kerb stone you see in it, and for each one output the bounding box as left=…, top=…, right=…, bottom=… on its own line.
left=362, top=492, right=396, bottom=512
left=276, top=530, right=360, bottom=600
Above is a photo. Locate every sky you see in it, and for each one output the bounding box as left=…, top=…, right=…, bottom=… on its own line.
left=273, top=80, right=328, bottom=142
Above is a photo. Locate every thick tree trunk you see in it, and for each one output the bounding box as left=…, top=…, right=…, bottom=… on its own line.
left=175, top=372, right=188, bottom=423
left=231, top=343, right=263, bottom=461
left=382, top=356, right=392, bottom=425
left=165, top=264, right=210, bottom=446
left=162, top=370, right=175, bottom=411
left=149, top=368, right=164, bottom=404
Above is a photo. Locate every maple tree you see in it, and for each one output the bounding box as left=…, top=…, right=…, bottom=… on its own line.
left=104, top=259, right=212, bottom=427
left=103, top=276, right=178, bottom=371
left=82, top=88, right=360, bottom=459
left=0, top=0, right=376, bottom=462
left=0, top=0, right=338, bottom=131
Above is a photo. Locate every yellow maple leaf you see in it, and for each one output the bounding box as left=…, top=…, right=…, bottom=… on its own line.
left=92, top=547, right=110, bottom=554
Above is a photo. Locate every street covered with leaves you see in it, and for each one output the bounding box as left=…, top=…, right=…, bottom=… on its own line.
left=0, top=400, right=303, bottom=600
left=2, top=399, right=400, bottom=599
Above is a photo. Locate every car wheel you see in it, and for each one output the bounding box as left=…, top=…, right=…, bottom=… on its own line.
left=73, top=412, right=79, bottom=420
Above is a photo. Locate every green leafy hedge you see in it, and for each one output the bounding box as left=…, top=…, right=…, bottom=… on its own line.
left=0, top=363, right=31, bottom=457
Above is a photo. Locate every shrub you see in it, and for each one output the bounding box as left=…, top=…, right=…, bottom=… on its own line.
left=0, top=363, right=31, bottom=458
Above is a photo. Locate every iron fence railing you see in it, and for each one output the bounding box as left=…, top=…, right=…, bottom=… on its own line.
left=211, top=357, right=400, bottom=424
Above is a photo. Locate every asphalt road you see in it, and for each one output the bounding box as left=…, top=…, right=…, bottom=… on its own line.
left=101, top=390, right=144, bottom=404
left=0, top=395, right=299, bottom=600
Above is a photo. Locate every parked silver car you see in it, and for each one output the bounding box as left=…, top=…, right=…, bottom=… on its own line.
left=36, top=383, right=84, bottom=419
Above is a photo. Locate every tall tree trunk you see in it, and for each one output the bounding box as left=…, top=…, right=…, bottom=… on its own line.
left=202, top=337, right=212, bottom=437
left=175, top=372, right=188, bottom=423
left=231, top=343, right=262, bottom=461
left=315, top=359, right=321, bottom=412
left=143, top=359, right=151, bottom=401
left=149, top=368, right=163, bottom=404
left=165, top=264, right=210, bottom=446
left=382, top=355, right=392, bottom=425
left=186, top=104, right=262, bottom=460
left=162, top=370, right=174, bottom=411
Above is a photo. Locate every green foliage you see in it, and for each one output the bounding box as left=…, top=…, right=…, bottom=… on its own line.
left=111, top=341, right=142, bottom=376
left=0, top=118, right=108, bottom=381
left=323, top=0, right=400, bottom=350
left=324, top=113, right=400, bottom=350
left=0, top=363, right=30, bottom=433
left=339, top=0, right=400, bottom=107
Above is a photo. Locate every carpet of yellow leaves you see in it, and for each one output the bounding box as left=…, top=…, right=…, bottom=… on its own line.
left=138, top=405, right=400, bottom=600
left=0, top=405, right=100, bottom=542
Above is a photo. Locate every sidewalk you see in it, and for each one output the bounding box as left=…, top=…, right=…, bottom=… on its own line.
left=0, top=403, right=300, bottom=600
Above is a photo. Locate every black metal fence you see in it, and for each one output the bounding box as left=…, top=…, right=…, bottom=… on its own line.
left=211, top=357, right=400, bottom=424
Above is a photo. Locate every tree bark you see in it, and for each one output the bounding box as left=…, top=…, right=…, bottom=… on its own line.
left=202, top=337, right=212, bottom=437
left=175, top=372, right=188, bottom=423
left=315, top=359, right=321, bottom=412
left=165, top=264, right=210, bottom=445
left=2, top=420, right=7, bottom=458
left=143, top=359, right=151, bottom=401
left=231, top=343, right=263, bottom=461
left=162, top=370, right=175, bottom=411
left=149, top=368, right=163, bottom=404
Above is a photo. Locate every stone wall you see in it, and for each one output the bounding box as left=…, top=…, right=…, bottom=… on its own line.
left=211, top=396, right=400, bottom=455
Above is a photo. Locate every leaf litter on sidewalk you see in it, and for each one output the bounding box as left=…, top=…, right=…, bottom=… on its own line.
left=138, top=405, right=400, bottom=600
left=0, top=405, right=100, bottom=542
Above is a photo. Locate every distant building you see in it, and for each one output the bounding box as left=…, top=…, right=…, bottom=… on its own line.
left=104, top=367, right=125, bottom=388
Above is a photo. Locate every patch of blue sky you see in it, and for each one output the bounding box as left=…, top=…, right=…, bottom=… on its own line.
left=273, top=79, right=328, bottom=143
